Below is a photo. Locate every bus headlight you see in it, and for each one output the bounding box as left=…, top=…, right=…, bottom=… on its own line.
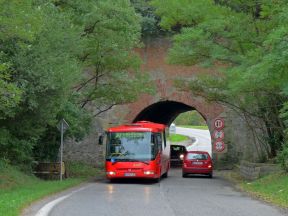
left=179, top=154, right=184, bottom=160
left=144, top=171, right=154, bottom=175
left=107, top=171, right=116, bottom=175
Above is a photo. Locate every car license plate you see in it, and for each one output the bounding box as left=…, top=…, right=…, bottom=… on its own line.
left=124, top=173, right=136, bottom=177
left=193, top=162, right=203, bottom=165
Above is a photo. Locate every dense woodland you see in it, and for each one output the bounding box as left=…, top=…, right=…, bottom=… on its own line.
left=0, top=0, right=153, bottom=166
left=1, top=0, right=288, bottom=171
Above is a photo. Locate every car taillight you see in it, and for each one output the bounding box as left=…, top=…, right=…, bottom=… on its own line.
left=144, top=171, right=155, bottom=175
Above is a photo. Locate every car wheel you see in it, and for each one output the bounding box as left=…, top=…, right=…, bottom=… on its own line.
left=208, top=173, right=213, bottom=178
left=162, top=172, right=168, bottom=178
left=182, top=173, right=187, bottom=178
left=154, top=176, right=161, bottom=183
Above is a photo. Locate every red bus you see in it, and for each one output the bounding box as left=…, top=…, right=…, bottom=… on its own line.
left=105, top=121, right=170, bottom=182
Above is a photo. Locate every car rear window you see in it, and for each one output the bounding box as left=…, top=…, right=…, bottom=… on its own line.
left=171, top=146, right=185, bottom=151
left=187, top=153, right=208, bottom=160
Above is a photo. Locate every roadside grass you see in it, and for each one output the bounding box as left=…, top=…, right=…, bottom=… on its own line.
left=241, top=172, right=288, bottom=208
left=168, top=134, right=188, bottom=142
left=0, top=161, right=104, bottom=216
left=178, top=125, right=208, bottom=130
left=65, top=161, right=104, bottom=179
left=221, top=170, right=288, bottom=208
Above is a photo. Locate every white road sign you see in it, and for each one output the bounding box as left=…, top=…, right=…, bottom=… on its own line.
left=57, top=119, right=69, bottom=133
left=214, top=118, right=224, bottom=130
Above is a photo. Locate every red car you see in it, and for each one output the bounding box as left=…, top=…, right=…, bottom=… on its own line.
left=182, top=151, right=213, bottom=178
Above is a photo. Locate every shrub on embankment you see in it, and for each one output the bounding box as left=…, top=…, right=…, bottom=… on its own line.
left=277, top=142, right=288, bottom=172
left=242, top=172, right=288, bottom=208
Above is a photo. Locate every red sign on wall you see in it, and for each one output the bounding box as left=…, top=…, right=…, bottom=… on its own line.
left=212, top=130, right=225, bottom=140
left=212, top=118, right=226, bottom=154
left=214, top=140, right=225, bottom=152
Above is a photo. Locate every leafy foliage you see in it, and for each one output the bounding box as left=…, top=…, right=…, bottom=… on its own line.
left=0, top=0, right=150, bottom=165
left=0, top=63, right=22, bottom=118
left=174, top=111, right=206, bottom=126
left=131, top=0, right=164, bottom=36
left=277, top=143, right=288, bottom=172
left=56, top=0, right=153, bottom=111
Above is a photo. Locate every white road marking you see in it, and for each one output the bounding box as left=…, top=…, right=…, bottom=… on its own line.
left=183, top=137, right=198, bottom=149
left=35, top=186, right=89, bottom=216
left=176, top=127, right=212, bottom=156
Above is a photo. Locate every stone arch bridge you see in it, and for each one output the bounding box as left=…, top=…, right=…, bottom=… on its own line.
left=64, top=38, right=266, bottom=166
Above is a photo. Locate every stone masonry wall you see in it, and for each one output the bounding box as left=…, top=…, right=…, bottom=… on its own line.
left=63, top=37, right=269, bottom=165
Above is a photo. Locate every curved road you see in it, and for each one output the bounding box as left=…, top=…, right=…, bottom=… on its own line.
left=38, top=169, right=286, bottom=216
left=175, top=127, right=212, bottom=156
left=28, top=127, right=287, bottom=216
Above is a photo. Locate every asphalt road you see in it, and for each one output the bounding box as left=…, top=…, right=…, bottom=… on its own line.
left=175, top=127, right=212, bottom=156
left=46, top=169, right=286, bottom=216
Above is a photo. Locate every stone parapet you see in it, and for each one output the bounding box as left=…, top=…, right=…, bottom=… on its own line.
left=240, top=160, right=281, bottom=180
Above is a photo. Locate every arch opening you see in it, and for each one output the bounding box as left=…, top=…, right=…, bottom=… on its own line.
left=133, top=101, right=196, bottom=125
left=133, top=100, right=212, bottom=157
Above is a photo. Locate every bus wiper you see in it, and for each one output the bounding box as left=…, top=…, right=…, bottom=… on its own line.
left=111, top=158, right=150, bottom=165
left=127, top=159, right=150, bottom=165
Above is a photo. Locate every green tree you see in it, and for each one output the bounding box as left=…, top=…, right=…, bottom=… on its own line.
left=56, top=0, right=153, bottom=112
left=0, top=1, right=84, bottom=164
left=130, top=0, right=163, bottom=36
left=0, top=0, right=41, bottom=119
left=0, top=63, right=22, bottom=118
left=0, top=0, right=153, bottom=165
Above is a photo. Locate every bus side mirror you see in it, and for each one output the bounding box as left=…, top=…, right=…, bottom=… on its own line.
left=98, top=135, right=103, bottom=145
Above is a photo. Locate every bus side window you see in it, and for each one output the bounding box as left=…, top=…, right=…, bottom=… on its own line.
left=163, top=131, right=166, bottom=148
left=156, top=133, right=162, bottom=151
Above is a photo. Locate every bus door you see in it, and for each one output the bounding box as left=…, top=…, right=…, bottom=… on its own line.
left=162, top=131, right=169, bottom=173
left=156, top=132, right=166, bottom=175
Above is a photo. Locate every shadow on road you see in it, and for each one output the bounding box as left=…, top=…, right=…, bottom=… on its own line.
left=104, top=178, right=161, bottom=185
left=183, top=174, right=216, bottom=179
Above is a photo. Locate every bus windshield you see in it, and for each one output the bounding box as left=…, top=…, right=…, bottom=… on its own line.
left=106, top=132, right=158, bottom=161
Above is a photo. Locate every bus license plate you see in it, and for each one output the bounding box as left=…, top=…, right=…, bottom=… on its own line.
left=124, top=173, right=136, bottom=177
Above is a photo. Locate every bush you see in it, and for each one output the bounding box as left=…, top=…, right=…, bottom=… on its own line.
left=65, top=161, right=104, bottom=179
left=277, top=142, right=288, bottom=172
left=0, top=128, right=34, bottom=165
